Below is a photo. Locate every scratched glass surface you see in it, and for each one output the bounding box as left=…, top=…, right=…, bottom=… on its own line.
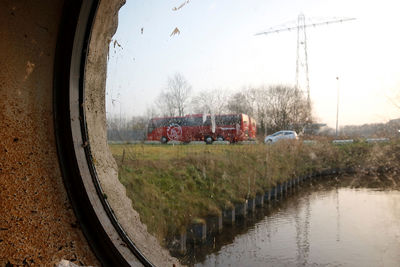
left=104, top=0, right=400, bottom=266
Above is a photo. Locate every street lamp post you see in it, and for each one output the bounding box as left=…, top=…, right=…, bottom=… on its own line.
left=335, top=76, right=340, bottom=137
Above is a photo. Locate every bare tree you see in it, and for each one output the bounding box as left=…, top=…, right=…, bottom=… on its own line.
left=145, top=104, right=159, bottom=120
left=156, top=90, right=177, bottom=117
left=386, top=91, right=400, bottom=111
left=156, top=73, right=192, bottom=117
left=107, top=113, right=148, bottom=142
left=248, top=86, right=269, bottom=135
left=265, top=85, right=311, bottom=133
left=226, top=91, right=254, bottom=116
left=191, top=89, right=229, bottom=115
left=226, top=86, right=271, bottom=134
left=226, top=85, right=312, bottom=135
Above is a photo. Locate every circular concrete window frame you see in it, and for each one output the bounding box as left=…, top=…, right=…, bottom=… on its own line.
left=53, top=1, right=179, bottom=266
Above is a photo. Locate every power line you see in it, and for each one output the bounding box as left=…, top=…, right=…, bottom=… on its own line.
left=255, top=14, right=355, bottom=116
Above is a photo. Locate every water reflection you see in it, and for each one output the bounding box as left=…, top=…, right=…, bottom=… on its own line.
left=186, top=181, right=400, bottom=266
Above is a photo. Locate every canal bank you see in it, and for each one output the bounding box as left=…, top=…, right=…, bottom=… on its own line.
left=189, top=178, right=400, bottom=266
left=170, top=165, right=400, bottom=257
left=111, top=140, right=400, bottom=257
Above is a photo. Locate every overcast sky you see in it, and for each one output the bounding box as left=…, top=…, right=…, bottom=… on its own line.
left=106, top=0, right=400, bottom=127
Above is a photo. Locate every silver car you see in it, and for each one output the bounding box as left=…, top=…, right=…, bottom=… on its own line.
left=264, top=130, right=298, bottom=143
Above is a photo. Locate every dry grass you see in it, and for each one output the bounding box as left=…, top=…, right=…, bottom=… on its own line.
left=110, top=140, right=399, bottom=243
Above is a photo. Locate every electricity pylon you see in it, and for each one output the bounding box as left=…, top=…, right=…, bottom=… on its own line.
left=255, top=14, right=355, bottom=113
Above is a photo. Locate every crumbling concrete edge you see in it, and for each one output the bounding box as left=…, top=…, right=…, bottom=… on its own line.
left=83, top=0, right=181, bottom=266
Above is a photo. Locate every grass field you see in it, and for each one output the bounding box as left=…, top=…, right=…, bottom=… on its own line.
left=110, top=140, right=399, bottom=244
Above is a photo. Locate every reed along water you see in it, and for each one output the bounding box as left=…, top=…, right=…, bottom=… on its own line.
left=184, top=179, right=400, bottom=266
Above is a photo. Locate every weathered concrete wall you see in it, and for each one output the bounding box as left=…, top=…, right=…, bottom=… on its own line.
left=0, top=1, right=98, bottom=265
left=84, top=0, right=181, bottom=266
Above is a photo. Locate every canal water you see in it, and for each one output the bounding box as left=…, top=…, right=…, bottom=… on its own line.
left=185, top=181, right=400, bottom=266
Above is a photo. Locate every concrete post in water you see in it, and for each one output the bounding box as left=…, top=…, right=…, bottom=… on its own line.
left=247, top=198, right=256, bottom=213
left=206, top=214, right=223, bottom=235
left=187, top=221, right=206, bottom=243
left=282, top=182, right=287, bottom=197
left=268, top=189, right=273, bottom=201
left=274, top=185, right=278, bottom=198
left=218, top=214, right=223, bottom=232
left=277, top=183, right=283, bottom=196
left=235, top=201, right=247, bottom=218
left=222, top=208, right=235, bottom=225
left=255, top=194, right=264, bottom=207
left=264, top=190, right=271, bottom=202
left=179, top=231, right=187, bottom=254
left=291, top=178, right=295, bottom=190
left=321, top=169, right=330, bottom=176
left=169, top=231, right=187, bottom=255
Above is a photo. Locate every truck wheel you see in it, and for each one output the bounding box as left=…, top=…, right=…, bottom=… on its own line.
left=205, top=136, right=213, bottom=144
left=160, top=136, right=168, bottom=144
